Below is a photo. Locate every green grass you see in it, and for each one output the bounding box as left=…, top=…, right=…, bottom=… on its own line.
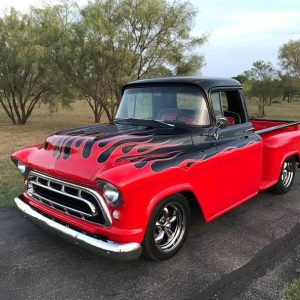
left=0, top=160, right=24, bottom=205
left=246, top=98, right=300, bottom=120
left=1, top=98, right=300, bottom=205
left=283, top=278, right=300, bottom=300
left=0, top=100, right=97, bottom=205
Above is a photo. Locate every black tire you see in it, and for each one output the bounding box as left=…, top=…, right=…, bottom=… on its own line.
left=142, top=194, right=191, bottom=261
left=271, top=156, right=296, bottom=194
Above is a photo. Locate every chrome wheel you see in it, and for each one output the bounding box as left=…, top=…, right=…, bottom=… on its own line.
left=154, top=203, right=186, bottom=253
left=281, top=159, right=294, bottom=188
left=271, top=156, right=296, bottom=194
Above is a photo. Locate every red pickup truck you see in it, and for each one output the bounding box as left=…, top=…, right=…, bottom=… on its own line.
left=12, top=77, right=300, bottom=261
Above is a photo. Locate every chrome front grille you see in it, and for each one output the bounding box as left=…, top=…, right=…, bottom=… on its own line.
left=26, top=171, right=112, bottom=227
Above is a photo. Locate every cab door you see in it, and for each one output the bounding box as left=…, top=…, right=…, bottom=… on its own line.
left=211, top=89, right=262, bottom=212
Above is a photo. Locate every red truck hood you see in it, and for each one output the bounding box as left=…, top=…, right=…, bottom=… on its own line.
left=18, top=123, right=198, bottom=184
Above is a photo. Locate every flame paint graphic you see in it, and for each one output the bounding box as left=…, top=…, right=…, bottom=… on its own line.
left=47, top=124, right=260, bottom=173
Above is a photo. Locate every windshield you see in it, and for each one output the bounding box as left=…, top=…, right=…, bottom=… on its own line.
left=115, top=86, right=210, bottom=127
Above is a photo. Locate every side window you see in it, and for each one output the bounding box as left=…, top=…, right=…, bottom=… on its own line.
left=219, top=89, right=247, bottom=125
left=211, top=89, right=247, bottom=126
left=211, top=92, right=223, bottom=120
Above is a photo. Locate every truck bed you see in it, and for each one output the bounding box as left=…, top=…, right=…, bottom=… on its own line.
left=251, top=119, right=300, bottom=191
left=251, top=119, right=300, bottom=136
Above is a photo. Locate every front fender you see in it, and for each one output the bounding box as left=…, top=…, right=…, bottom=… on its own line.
left=106, top=154, right=218, bottom=241
left=11, top=145, right=41, bottom=163
left=145, top=183, right=194, bottom=219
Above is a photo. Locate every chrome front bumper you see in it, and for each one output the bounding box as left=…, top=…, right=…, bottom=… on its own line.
left=14, top=196, right=142, bottom=261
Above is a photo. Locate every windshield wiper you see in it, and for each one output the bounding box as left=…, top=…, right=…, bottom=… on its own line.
left=164, top=121, right=194, bottom=129
left=114, top=118, right=175, bottom=128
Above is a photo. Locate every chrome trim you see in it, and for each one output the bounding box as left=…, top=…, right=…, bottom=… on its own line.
left=14, top=197, right=141, bottom=260
left=29, top=191, right=94, bottom=217
left=28, top=180, right=97, bottom=216
left=256, top=120, right=300, bottom=135
left=27, top=171, right=112, bottom=227
left=243, top=127, right=255, bottom=132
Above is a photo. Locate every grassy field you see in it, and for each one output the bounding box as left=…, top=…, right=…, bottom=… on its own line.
left=0, top=101, right=97, bottom=205
left=1, top=98, right=300, bottom=205
left=246, top=99, right=300, bottom=120
left=283, top=278, right=300, bottom=300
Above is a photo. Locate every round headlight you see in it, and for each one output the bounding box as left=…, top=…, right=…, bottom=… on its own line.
left=102, top=182, right=122, bottom=206
left=17, top=161, right=27, bottom=175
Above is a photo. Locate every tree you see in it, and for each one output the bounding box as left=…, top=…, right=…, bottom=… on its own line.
left=243, top=61, right=278, bottom=117
left=44, top=0, right=207, bottom=123
left=278, top=40, right=300, bottom=104
left=33, top=3, right=112, bottom=123
left=279, top=74, right=300, bottom=103
left=279, top=40, right=300, bottom=77
left=233, top=75, right=247, bottom=84
left=0, top=9, right=69, bottom=124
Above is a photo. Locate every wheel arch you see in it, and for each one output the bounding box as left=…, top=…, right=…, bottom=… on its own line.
left=280, top=151, right=300, bottom=170
left=292, top=153, right=300, bottom=167
left=179, top=190, right=206, bottom=222
left=262, top=149, right=300, bottom=182
left=146, top=185, right=207, bottom=224
left=270, top=152, right=297, bottom=194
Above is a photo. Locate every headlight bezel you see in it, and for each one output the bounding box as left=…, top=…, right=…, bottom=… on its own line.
left=17, top=161, right=27, bottom=174
left=12, top=159, right=28, bottom=176
left=97, top=181, right=123, bottom=207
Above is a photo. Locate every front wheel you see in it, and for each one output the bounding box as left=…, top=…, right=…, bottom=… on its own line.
left=142, top=194, right=191, bottom=261
left=271, top=156, right=296, bottom=194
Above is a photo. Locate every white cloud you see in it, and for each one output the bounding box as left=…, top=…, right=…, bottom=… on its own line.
left=0, top=0, right=88, bottom=15
left=205, top=11, right=300, bottom=47
left=0, top=0, right=50, bottom=14
left=214, top=11, right=299, bottom=37
left=195, top=6, right=300, bottom=76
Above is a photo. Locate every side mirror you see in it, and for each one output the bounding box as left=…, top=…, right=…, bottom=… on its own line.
left=217, top=117, right=228, bottom=129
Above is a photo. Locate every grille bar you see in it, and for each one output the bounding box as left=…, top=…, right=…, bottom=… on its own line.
left=29, top=191, right=95, bottom=218
left=26, top=171, right=112, bottom=227
left=29, top=179, right=97, bottom=216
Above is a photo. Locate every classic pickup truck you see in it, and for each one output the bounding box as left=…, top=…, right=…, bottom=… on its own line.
left=12, top=77, right=300, bottom=261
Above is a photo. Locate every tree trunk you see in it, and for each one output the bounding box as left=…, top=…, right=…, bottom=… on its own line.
left=94, top=112, right=100, bottom=123
left=261, top=98, right=266, bottom=116
left=103, top=105, right=114, bottom=123
left=261, top=105, right=265, bottom=117
left=257, top=98, right=266, bottom=117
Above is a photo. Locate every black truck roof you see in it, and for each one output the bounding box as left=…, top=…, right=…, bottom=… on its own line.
left=124, top=77, right=242, bottom=95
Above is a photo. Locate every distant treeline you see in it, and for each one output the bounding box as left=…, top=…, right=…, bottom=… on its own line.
left=0, top=1, right=299, bottom=124
left=0, top=0, right=207, bottom=124
left=234, top=40, right=300, bottom=117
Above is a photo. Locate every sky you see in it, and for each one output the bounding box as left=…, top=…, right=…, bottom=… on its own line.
left=0, top=0, right=299, bottom=77
left=192, top=0, right=300, bottom=76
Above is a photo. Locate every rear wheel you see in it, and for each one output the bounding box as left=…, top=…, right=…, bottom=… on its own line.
left=142, top=194, right=191, bottom=261
left=271, top=156, right=296, bottom=194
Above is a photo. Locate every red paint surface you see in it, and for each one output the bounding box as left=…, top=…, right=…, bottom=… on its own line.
left=11, top=121, right=300, bottom=244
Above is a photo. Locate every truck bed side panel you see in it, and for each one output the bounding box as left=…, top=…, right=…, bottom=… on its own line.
left=261, top=131, right=300, bottom=185
left=251, top=119, right=286, bottom=131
